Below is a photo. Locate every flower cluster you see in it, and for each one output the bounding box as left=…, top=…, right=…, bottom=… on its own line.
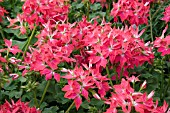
left=20, top=17, right=154, bottom=82
left=154, top=25, right=170, bottom=56
left=105, top=76, right=169, bottom=113
left=0, top=39, right=21, bottom=73
left=62, top=65, right=110, bottom=110
left=8, top=0, right=69, bottom=34
left=0, top=99, right=41, bottom=113
left=162, top=5, right=170, bottom=23
left=0, top=0, right=8, bottom=22
left=110, top=0, right=150, bottom=25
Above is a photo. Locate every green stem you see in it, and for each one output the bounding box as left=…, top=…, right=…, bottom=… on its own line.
left=113, top=66, right=118, bottom=84
left=33, top=89, right=39, bottom=108
left=86, top=1, right=90, bottom=21
left=22, top=26, right=37, bottom=60
left=144, top=1, right=167, bottom=32
left=5, top=49, right=9, bottom=63
left=163, top=75, right=170, bottom=98
left=133, top=82, right=135, bottom=89
left=160, top=57, right=165, bottom=100
left=65, top=101, right=74, bottom=113
left=0, top=29, right=5, bottom=39
left=120, top=67, right=123, bottom=81
left=149, top=10, right=153, bottom=42
left=39, top=80, right=50, bottom=107
left=106, top=0, right=111, bottom=20
left=106, top=65, right=113, bottom=87
left=151, top=1, right=165, bottom=22
left=16, top=41, right=28, bottom=59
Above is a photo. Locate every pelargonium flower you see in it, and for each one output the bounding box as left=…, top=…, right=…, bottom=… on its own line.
left=21, top=17, right=154, bottom=81
left=4, top=39, right=22, bottom=55
left=0, top=0, right=8, bottom=22
left=0, top=39, right=21, bottom=73
left=110, top=0, right=150, bottom=25
left=0, top=99, right=41, bottom=113
left=154, top=25, right=170, bottom=56
left=62, top=65, right=110, bottom=110
left=8, top=0, right=69, bottom=33
left=104, top=77, right=169, bottom=113
left=162, top=5, right=170, bottom=23
left=71, top=18, right=154, bottom=77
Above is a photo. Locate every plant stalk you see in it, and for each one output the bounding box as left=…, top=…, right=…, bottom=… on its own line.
left=33, top=89, right=39, bottom=107
left=22, top=26, right=37, bottom=59
left=160, top=57, right=165, bottom=100
left=106, top=65, right=113, bottom=87
left=86, top=1, right=90, bottom=21
left=65, top=101, right=75, bottom=113
left=39, top=80, right=50, bottom=107
left=149, top=10, right=153, bottom=42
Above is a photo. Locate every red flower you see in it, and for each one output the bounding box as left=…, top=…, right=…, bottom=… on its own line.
left=0, top=4, right=8, bottom=22
left=105, top=77, right=169, bottom=113
left=154, top=25, right=170, bottom=56
left=0, top=99, right=41, bottom=113
left=4, top=39, right=21, bottom=55
left=162, top=5, right=170, bottom=23
left=110, top=0, right=150, bottom=25
left=62, top=80, right=82, bottom=110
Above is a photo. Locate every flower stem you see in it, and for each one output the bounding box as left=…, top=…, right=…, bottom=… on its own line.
left=149, top=10, right=153, bottom=42
left=86, top=1, right=90, bottom=21
left=33, top=89, right=39, bottom=108
left=160, top=57, right=165, bottom=100
left=113, top=66, right=118, bottom=84
left=144, top=1, right=167, bottom=32
left=163, top=75, right=170, bottom=98
left=39, top=80, right=50, bottom=107
left=22, top=26, right=37, bottom=60
left=106, top=65, right=113, bottom=87
left=106, top=0, right=111, bottom=20
left=65, top=101, right=74, bottom=113
left=120, top=67, right=123, bottom=81
left=0, top=29, right=5, bottom=39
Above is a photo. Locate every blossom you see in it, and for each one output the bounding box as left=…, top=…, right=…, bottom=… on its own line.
left=8, top=0, right=69, bottom=34
left=0, top=99, right=41, bottom=113
left=0, top=0, right=8, bottom=22
left=104, top=77, right=169, bottom=113
left=154, top=25, right=170, bottom=56
left=110, top=0, right=150, bottom=25
left=4, top=39, right=22, bottom=55
left=162, top=5, right=170, bottom=23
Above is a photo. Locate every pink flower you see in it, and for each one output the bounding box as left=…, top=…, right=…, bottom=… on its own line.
left=4, top=39, right=22, bottom=55
left=110, top=0, right=150, bottom=25
left=162, top=5, right=170, bottom=23
left=0, top=99, right=41, bottom=113
left=105, top=77, right=169, bottom=113
left=0, top=5, right=8, bottom=22
left=154, top=25, right=170, bottom=56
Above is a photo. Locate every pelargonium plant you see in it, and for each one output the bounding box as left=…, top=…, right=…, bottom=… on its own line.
left=0, top=0, right=170, bottom=113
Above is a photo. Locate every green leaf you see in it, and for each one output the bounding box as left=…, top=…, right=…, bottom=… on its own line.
left=76, top=3, right=84, bottom=9
left=42, top=106, right=59, bottom=113
left=18, top=76, right=27, bottom=82
left=3, top=28, right=27, bottom=39
left=13, top=40, right=26, bottom=50
left=141, top=73, right=152, bottom=78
